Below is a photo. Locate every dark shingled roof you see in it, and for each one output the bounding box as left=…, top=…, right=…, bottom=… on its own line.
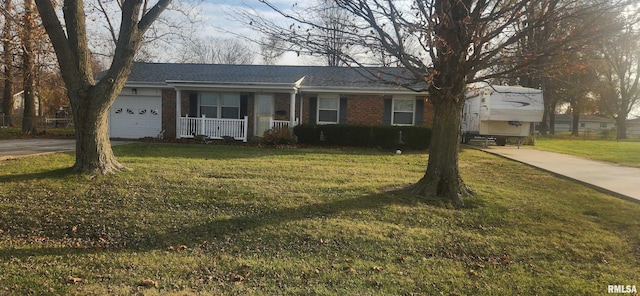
left=122, top=62, right=427, bottom=91
left=554, top=114, right=615, bottom=123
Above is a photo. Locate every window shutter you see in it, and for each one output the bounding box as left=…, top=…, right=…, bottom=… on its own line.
left=240, top=94, right=248, bottom=118
left=414, top=99, right=424, bottom=126
left=188, top=93, right=198, bottom=117
left=309, top=97, right=317, bottom=125
left=382, top=98, right=392, bottom=125
left=339, top=98, right=348, bottom=124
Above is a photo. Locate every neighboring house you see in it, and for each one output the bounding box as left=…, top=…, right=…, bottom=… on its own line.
left=108, top=63, right=433, bottom=140
left=627, top=117, right=640, bottom=137
left=0, top=91, right=41, bottom=125
left=551, top=114, right=615, bottom=133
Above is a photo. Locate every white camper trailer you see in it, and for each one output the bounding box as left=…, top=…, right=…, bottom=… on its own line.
left=461, top=85, right=543, bottom=146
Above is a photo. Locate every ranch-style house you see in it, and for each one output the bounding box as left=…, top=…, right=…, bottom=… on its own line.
left=108, top=62, right=433, bottom=141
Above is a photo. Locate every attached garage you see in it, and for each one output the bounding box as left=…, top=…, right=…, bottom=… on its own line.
left=109, top=95, right=162, bottom=139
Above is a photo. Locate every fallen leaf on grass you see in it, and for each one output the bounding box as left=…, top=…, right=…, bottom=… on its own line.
left=372, top=266, right=383, bottom=271
left=139, top=279, right=157, bottom=287
left=232, top=274, right=245, bottom=282
left=343, top=267, right=356, bottom=274
left=67, top=276, right=82, bottom=284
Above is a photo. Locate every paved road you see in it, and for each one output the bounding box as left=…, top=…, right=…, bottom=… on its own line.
left=0, top=139, right=76, bottom=160
left=0, top=139, right=130, bottom=161
left=479, top=145, right=640, bottom=203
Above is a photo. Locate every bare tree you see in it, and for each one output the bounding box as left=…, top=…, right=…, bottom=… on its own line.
left=249, top=0, right=632, bottom=206
left=1, top=0, right=16, bottom=126
left=88, top=0, right=202, bottom=65
left=20, top=0, right=37, bottom=133
left=180, top=37, right=255, bottom=64
left=260, top=35, right=286, bottom=65
left=313, top=1, right=352, bottom=66
left=35, top=0, right=171, bottom=174
left=598, top=23, right=640, bottom=140
left=235, top=1, right=357, bottom=66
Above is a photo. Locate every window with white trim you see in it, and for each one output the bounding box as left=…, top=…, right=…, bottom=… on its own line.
left=392, top=97, right=415, bottom=125
left=317, top=96, right=339, bottom=124
left=199, top=93, right=240, bottom=119
left=220, top=93, right=240, bottom=119
left=200, top=93, right=218, bottom=118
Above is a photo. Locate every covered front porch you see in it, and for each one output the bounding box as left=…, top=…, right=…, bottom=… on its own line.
left=170, top=79, right=303, bottom=142
left=177, top=116, right=297, bottom=142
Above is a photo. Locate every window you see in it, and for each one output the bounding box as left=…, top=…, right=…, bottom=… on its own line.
left=392, top=98, right=415, bottom=125
left=317, top=96, right=339, bottom=124
left=580, top=122, right=586, bottom=128
left=200, top=93, right=218, bottom=118
left=199, top=93, right=240, bottom=119
left=600, top=122, right=608, bottom=128
left=220, top=94, right=240, bottom=119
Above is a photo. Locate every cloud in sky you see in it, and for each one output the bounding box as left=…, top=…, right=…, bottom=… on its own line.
left=199, top=1, right=294, bottom=38
left=195, top=0, right=307, bottom=65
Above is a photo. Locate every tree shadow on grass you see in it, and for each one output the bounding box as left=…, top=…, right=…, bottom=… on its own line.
left=0, top=185, right=483, bottom=261
left=0, top=167, right=75, bottom=183
left=150, top=188, right=425, bottom=248
left=0, top=189, right=415, bottom=261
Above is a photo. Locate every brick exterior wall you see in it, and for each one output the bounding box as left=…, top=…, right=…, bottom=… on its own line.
left=298, top=94, right=433, bottom=126
left=274, top=94, right=291, bottom=121
left=161, top=89, right=434, bottom=139
left=422, top=97, right=434, bottom=126
left=162, top=88, right=177, bottom=139
left=344, top=95, right=388, bottom=125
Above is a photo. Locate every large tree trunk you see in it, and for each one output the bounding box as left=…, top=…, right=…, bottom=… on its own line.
left=21, top=0, right=37, bottom=134
left=71, top=90, right=125, bottom=174
left=571, top=110, right=580, bottom=137
left=548, top=98, right=559, bottom=134
left=2, top=0, right=14, bottom=127
left=539, top=106, right=549, bottom=135
left=616, top=116, right=627, bottom=140
left=408, top=0, right=475, bottom=208
left=410, top=87, right=473, bottom=208
left=35, top=0, right=171, bottom=175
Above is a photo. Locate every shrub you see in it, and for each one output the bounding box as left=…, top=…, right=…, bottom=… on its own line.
left=262, top=127, right=295, bottom=145
left=293, top=124, right=431, bottom=150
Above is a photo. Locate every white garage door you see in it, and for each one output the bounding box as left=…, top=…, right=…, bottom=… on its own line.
left=109, top=95, right=162, bottom=139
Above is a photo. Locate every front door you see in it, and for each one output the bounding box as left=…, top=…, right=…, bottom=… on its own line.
left=255, top=94, right=274, bottom=137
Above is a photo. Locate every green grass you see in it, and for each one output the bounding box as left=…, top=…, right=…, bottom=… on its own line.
left=0, top=126, right=75, bottom=140
left=1, top=143, right=639, bottom=295
left=535, top=137, right=640, bottom=167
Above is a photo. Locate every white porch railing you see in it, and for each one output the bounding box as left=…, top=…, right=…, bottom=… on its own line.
left=270, top=118, right=299, bottom=129
left=179, top=115, right=248, bottom=142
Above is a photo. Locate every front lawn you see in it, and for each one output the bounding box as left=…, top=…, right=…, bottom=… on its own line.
left=535, top=137, right=640, bottom=167
left=0, top=144, right=638, bottom=295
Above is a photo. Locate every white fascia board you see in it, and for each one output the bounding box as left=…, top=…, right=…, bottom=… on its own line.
left=299, top=86, right=428, bottom=96
left=166, top=81, right=297, bottom=93
left=124, top=81, right=169, bottom=89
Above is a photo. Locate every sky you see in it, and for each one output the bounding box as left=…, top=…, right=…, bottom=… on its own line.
left=195, top=0, right=307, bottom=65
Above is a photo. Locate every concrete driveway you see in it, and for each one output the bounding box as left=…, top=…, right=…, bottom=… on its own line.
left=0, top=139, right=130, bottom=160
left=479, top=145, right=640, bottom=203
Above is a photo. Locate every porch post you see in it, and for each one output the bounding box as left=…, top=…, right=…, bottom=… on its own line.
left=289, top=90, right=296, bottom=128
left=175, top=88, right=182, bottom=139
